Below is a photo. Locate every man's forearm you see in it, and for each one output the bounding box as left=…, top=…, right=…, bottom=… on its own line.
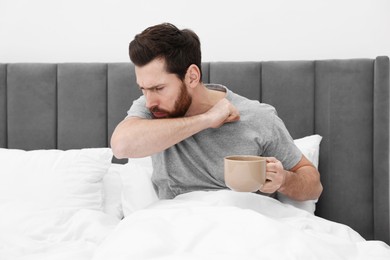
left=111, top=98, right=240, bottom=159
left=278, top=166, right=323, bottom=201
left=111, top=115, right=210, bottom=159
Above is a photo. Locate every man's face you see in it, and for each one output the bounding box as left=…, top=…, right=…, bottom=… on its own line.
left=135, top=58, right=192, bottom=119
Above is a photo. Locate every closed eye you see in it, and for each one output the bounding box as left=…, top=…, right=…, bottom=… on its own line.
left=137, top=84, right=166, bottom=93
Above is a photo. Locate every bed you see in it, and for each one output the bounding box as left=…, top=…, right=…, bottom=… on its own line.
left=0, top=57, right=389, bottom=259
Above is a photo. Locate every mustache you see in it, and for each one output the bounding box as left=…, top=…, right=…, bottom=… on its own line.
left=149, top=106, right=169, bottom=114
left=149, top=106, right=168, bottom=113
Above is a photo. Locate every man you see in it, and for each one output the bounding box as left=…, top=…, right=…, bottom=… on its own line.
left=111, top=23, right=323, bottom=201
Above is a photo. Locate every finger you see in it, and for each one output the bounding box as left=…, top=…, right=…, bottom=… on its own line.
left=226, top=113, right=240, bottom=123
left=265, top=170, right=285, bottom=190
left=266, top=163, right=279, bottom=173
left=265, top=171, right=277, bottom=182
left=265, top=157, right=278, bottom=163
left=224, top=109, right=240, bottom=123
left=227, top=104, right=240, bottom=121
left=259, top=181, right=277, bottom=194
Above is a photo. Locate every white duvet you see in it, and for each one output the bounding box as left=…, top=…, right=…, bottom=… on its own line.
left=2, top=190, right=390, bottom=260
left=0, top=206, right=119, bottom=260
left=93, top=190, right=390, bottom=260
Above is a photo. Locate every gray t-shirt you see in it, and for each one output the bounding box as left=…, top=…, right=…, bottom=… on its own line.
left=127, top=84, right=302, bottom=199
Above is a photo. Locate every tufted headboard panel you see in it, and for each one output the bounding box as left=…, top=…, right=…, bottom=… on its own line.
left=0, top=57, right=389, bottom=243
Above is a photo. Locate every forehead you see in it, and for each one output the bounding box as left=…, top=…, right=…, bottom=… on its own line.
left=135, top=58, right=166, bottom=76
left=135, top=58, right=174, bottom=88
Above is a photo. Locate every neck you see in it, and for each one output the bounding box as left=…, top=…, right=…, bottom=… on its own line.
left=185, top=83, right=226, bottom=117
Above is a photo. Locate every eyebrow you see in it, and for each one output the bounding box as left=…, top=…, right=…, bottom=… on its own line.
left=138, top=84, right=164, bottom=91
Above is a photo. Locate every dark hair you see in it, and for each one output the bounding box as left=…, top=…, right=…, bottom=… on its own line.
left=129, top=23, right=202, bottom=81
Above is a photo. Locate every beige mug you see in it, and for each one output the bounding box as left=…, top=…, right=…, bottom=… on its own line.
left=224, top=155, right=266, bottom=192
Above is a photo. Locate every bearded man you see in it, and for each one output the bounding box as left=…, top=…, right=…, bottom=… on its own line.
left=111, top=23, right=322, bottom=201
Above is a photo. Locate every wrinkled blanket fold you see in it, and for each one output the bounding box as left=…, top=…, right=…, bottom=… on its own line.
left=93, top=190, right=390, bottom=260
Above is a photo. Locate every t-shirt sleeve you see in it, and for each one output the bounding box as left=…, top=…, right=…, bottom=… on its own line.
left=263, top=113, right=302, bottom=170
left=126, top=96, right=153, bottom=119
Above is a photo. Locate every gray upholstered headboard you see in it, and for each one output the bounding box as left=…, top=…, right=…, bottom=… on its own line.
left=0, top=57, right=389, bottom=243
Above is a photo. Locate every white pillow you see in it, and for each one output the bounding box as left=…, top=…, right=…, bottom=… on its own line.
left=120, top=156, right=158, bottom=217
left=277, top=134, right=323, bottom=214
left=0, top=148, right=115, bottom=256
left=103, top=163, right=124, bottom=220
left=0, top=148, right=113, bottom=212
left=293, top=134, right=322, bottom=169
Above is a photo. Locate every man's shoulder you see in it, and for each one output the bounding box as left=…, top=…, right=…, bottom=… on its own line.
left=230, top=92, right=276, bottom=115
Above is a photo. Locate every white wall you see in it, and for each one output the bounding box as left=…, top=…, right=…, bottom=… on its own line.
left=1, top=0, right=389, bottom=62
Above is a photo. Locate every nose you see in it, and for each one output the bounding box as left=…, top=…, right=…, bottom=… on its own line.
left=144, top=90, right=158, bottom=109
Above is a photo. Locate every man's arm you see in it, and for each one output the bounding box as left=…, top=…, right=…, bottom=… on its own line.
left=111, top=115, right=210, bottom=158
left=111, top=98, right=240, bottom=159
left=260, top=155, right=323, bottom=201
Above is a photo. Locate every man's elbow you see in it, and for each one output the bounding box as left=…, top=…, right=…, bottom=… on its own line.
left=315, top=181, right=324, bottom=200
left=110, top=136, right=130, bottom=159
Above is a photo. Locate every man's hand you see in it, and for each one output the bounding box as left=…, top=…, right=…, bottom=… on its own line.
left=259, top=155, right=323, bottom=201
left=205, top=98, right=240, bottom=128
left=259, top=157, right=286, bottom=194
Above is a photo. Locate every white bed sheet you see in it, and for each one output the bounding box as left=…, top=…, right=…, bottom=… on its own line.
left=0, top=207, right=119, bottom=260
left=93, top=190, right=390, bottom=260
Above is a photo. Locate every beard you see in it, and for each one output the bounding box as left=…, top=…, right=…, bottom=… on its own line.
left=149, top=82, right=192, bottom=119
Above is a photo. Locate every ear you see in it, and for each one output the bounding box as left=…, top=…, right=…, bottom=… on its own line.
left=185, top=64, right=201, bottom=88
